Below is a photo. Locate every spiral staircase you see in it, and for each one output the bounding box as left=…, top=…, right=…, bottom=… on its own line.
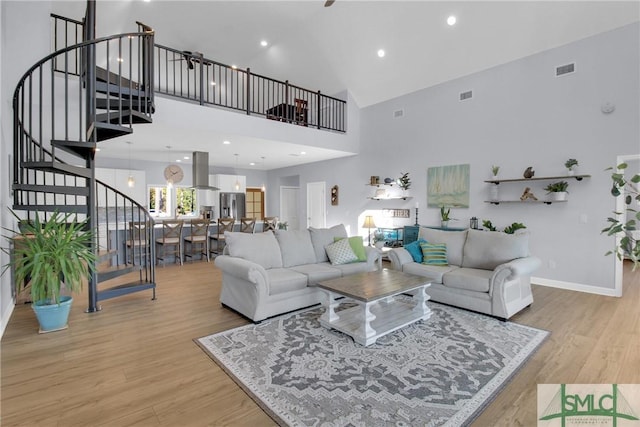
left=12, top=4, right=156, bottom=312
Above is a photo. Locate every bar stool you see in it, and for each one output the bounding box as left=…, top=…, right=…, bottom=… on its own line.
left=240, top=217, right=256, bottom=233
left=125, top=221, right=149, bottom=265
left=156, top=220, right=183, bottom=266
left=210, top=217, right=235, bottom=256
left=263, top=216, right=278, bottom=232
left=183, top=219, right=210, bottom=262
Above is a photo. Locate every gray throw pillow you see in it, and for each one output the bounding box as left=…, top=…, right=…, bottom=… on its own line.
left=225, top=230, right=283, bottom=269
left=275, top=229, right=317, bottom=267
left=462, top=229, right=530, bottom=270
left=309, top=224, right=348, bottom=263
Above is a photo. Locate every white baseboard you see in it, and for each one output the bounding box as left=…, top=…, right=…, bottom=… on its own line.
left=532, top=276, right=621, bottom=297
left=0, top=301, right=15, bottom=339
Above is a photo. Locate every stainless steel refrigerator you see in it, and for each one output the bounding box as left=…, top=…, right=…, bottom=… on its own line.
left=219, top=192, right=246, bottom=219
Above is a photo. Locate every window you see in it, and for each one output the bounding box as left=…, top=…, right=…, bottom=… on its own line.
left=148, top=185, right=198, bottom=218
left=246, top=188, right=264, bottom=220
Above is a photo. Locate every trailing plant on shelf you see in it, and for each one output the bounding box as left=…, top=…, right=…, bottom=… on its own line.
left=564, top=158, right=579, bottom=171
left=602, top=163, right=640, bottom=269
left=397, top=172, right=411, bottom=191
left=544, top=181, right=569, bottom=193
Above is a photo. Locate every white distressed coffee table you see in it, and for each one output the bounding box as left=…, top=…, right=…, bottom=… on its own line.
left=316, top=269, right=432, bottom=346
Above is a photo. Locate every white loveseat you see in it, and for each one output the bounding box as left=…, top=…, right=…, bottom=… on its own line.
left=214, top=225, right=380, bottom=322
left=388, top=228, right=540, bottom=320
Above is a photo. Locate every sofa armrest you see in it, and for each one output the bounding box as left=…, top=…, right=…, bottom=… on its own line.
left=365, top=246, right=382, bottom=268
left=388, top=247, right=413, bottom=271
left=214, top=255, right=270, bottom=292
left=492, top=257, right=541, bottom=282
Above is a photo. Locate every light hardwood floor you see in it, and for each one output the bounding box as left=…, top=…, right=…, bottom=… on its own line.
left=2, top=260, right=639, bottom=426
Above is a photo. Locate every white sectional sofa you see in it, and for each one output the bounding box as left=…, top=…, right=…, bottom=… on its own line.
left=214, top=225, right=380, bottom=322
left=388, top=227, right=540, bottom=319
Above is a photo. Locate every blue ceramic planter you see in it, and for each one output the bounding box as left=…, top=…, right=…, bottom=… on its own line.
left=32, top=296, right=73, bottom=333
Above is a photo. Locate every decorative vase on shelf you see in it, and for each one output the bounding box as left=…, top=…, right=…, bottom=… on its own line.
left=551, top=191, right=568, bottom=201
left=441, top=220, right=449, bottom=229
left=567, top=169, right=576, bottom=176
left=490, top=185, right=499, bottom=201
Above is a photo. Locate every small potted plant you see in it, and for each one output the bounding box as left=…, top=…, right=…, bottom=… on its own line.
left=397, top=172, right=411, bottom=194
left=565, top=158, right=579, bottom=175
left=491, top=165, right=500, bottom=180
left=544, top=181, right=569, bottom=201
left=440, top=206, right=451, bottom=228
left=2, top=210, right=96, bottom=333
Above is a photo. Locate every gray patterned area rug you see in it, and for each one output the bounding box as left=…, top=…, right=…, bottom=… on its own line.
left=196, top=300, right=548, bottom=426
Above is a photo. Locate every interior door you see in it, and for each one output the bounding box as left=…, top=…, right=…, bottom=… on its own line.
left=280, top=186, right=300, bottom=230
left=306, top=181, right=326, bottom=228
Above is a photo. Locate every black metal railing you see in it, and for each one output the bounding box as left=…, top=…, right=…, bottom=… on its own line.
left=13, top=29, right=156, bottom=310
left=153, top=44, right=346, bottom=132
left=51, top=13, right=84, bottom=75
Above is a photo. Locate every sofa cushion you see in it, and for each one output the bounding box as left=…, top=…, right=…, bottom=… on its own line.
left=418, top=228, right=468, bottom=266
left=404, top=238, right=427, bottom=263
left=309, top=224, right=348, bottom=263
left=403, top=262, right=458, bottom=284
left=420, top=242, right=448, bottom=266
left=275, top=229, right=317, bottom=267
left=442, top=267, right=493, bottom=293
left=462, top=229, right=530, bottom=270
left=335, top=236, right=367, bottom=262
left=290, top=263, right=342, bottom=284
left=328, top=261, right=372, bottom=276
left=266, top=268, right=309, bottom=295
left=225, top=230, right=283, bottom=269
left=325, top=238, right=358, bottom=265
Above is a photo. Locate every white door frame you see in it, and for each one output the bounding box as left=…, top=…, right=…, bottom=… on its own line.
left=613, top=153, right=640, bottom=297
left=279, top=186, right=300, bottom=230
left=306, top=181, right=326, bottom=228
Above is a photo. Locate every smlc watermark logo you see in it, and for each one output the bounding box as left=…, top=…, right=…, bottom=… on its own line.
left=538, top=384, right=640, bottom=427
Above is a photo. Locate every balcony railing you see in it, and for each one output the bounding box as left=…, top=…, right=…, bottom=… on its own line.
left=154, top=44, right=346, bottom=133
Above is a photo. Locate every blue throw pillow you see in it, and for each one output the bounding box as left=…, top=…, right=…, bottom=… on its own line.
left=404, top=238, right=427, bottom=263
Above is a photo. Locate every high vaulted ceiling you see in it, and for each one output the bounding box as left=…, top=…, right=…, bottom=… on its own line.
left=49, top=1, right=640, bottom=168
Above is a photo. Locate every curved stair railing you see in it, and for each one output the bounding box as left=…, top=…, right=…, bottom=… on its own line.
left=13, top=30, right=156, bottom=312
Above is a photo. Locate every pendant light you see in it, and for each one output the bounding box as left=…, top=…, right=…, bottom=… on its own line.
left=261, top=156, right=266, bottom=192
left=126, top=141, right=135, bottom=188
left=234, top=153, right=240, bottom=191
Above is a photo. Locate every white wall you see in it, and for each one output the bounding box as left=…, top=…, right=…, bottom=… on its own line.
left=0, top=1, right=54, bottom=336
left=268, top=23, right=640, bottom=293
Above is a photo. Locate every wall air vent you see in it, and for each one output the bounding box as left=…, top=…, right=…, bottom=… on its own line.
left=460, top=90, right=472, bottom=101
left=556, top=63, right=575, bottom=76
left=393, top=109, right=404, bottom=118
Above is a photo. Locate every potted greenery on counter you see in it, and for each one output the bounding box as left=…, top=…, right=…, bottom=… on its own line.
left=2, top=211, right=96, bottom=333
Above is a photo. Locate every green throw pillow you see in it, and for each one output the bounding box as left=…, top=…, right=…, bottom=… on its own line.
left=420, top=242, right=448, bottom=266
left=334, top=236, right=367, bottom=262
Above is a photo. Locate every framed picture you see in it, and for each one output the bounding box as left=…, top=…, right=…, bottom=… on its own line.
left=427, top=164, right=470, bottom=208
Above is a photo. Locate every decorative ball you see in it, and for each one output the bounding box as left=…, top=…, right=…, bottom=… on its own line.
left=384, top=177, right=393, bottom=183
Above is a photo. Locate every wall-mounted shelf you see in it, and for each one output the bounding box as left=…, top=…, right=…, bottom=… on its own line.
left=484, top=200, right=567, bottom=205
left=485, top=174, right=591, bottom=184
left=368, top=196, right=413, bottom=201
left=366, top=182, right=395, bottom=187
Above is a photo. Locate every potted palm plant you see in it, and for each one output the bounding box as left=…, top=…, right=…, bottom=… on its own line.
left=544, top=181, right=569, bottom=201
left=3, top=211, right=96, bottom=333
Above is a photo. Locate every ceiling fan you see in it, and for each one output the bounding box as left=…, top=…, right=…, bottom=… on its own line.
left=324, top=0, right=335, bottom=7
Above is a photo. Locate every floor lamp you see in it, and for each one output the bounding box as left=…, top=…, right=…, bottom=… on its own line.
left=362, top=215, right=377, bottom=247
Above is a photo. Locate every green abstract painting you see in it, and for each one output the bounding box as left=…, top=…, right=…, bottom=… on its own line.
left=427, top=164, right=470, bottom=208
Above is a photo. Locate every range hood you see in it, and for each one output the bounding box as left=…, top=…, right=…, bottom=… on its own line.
left=192, top=151, right=219, bottom=190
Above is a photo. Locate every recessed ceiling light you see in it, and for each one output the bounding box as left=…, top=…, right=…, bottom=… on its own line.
left=447, top=15, right=457, bottom=26
left=300, top=151, right=307, bottom=155
left=183, top=156, right=189, bottom=160
left=176, top=159, right=181, bottom=163
left=117, top=57, right=124, bottom=62
left=223, top=140, right=231, bottom=145
left=377, top=49, right=385, bottom=58
left=231, top=64, right=237, bottom=69
left=95, top=148, right=101, bottom=152
left=211, top=81, right=216, bottom=86
left=260, top=40, right=268, bottom=47
left=249, top=162, right=256, bottom=166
